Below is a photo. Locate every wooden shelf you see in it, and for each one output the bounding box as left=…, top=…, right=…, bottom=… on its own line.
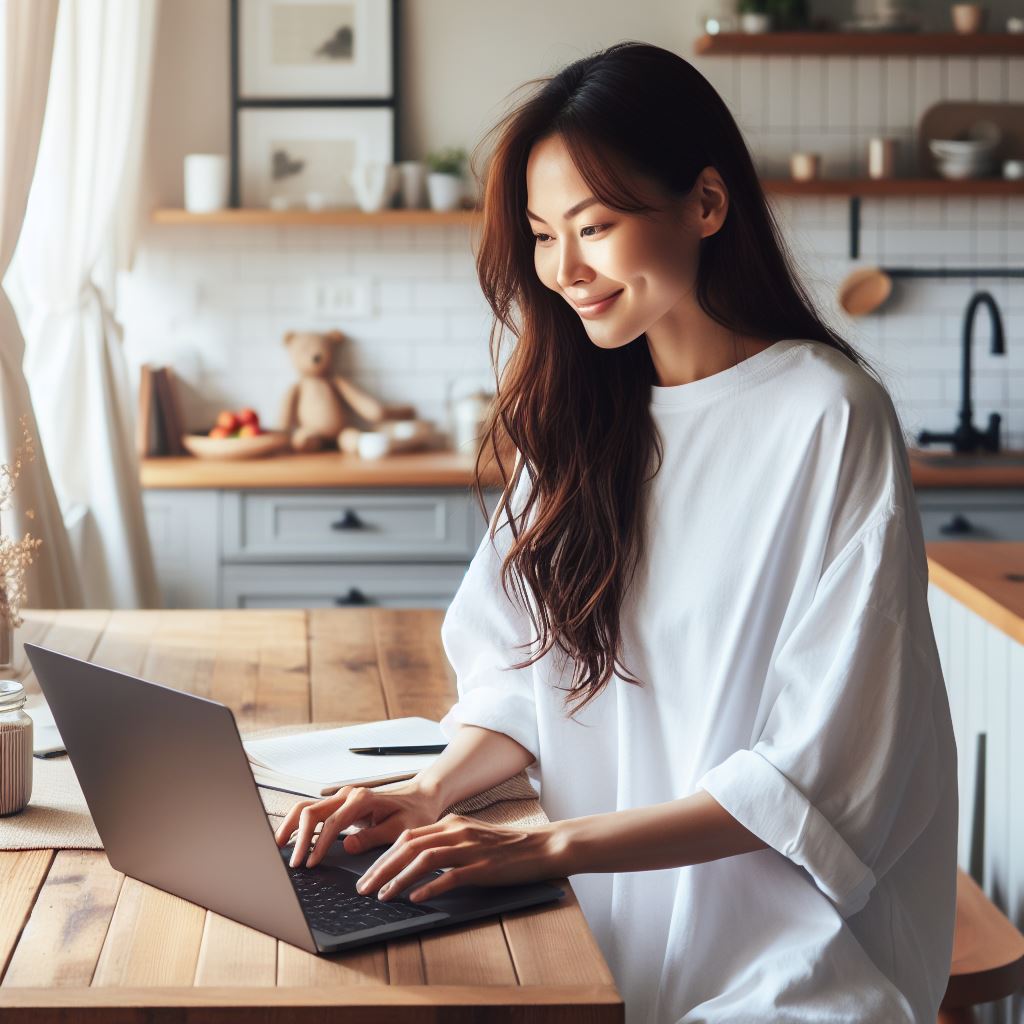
left=763, top=178, right=1024, bottom=196
left=695, top=31, right=1024, bottom=56
left=151, top=179, right=1024, bottom=228
left=150, top=207, right=481, bottom=226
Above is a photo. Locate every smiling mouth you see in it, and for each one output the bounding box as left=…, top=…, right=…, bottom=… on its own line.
left=574, top=289, right=623, bottom=316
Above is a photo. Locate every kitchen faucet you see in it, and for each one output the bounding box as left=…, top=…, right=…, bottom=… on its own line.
left=916, top=290, right=1006, bottom=454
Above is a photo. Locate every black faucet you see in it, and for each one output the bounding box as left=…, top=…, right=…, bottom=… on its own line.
left=916, top=290, right=1006, bottom=454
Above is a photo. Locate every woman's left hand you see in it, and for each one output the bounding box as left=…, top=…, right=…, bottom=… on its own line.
left=353, top=813, right=566, bottom=903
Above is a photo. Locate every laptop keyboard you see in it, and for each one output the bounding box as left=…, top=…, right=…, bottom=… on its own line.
left=287, top=864, right=441, bottom=936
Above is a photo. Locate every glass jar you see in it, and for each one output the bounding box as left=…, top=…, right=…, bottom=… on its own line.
left=0, top=680, right=32, bottom=815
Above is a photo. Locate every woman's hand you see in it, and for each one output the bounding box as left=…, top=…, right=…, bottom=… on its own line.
left=352, top=814, right=565, bottom=904
left=275, top=778, right=446, bottom=868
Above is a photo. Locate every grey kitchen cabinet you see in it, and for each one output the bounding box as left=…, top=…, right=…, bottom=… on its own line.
left=142, top=486, right=502, bottom=609
left=221, top=562, right=473, bottom=609
left=141, top=489, right=221, bottom=607
left=915, top=489, right=1024, bottom=542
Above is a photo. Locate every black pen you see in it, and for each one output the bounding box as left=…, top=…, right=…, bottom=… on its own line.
left=349, top=743, right=448, bottom=755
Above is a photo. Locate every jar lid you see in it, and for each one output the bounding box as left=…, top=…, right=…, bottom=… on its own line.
left=0, top=679, right=26, bottom=711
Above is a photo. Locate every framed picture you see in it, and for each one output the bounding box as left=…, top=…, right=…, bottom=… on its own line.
left=238, top=106, right=395, bottom=208
left=237, top=0, right=395, bottom=100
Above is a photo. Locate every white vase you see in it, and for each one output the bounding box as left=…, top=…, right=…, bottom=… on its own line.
left=184, top=154, right=229, bottom=213
left=350, top=162, right=398, bottom=213
left=398, top=161, right=428, bottom=208
left=426, top=172, right=464, bottom=212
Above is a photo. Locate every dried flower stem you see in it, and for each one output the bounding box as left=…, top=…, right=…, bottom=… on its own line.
left=0, top=415, right=43, bottom=644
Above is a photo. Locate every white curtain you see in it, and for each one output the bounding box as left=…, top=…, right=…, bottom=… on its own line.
left=9, top=0, right=160, bottom=608
left=0, top=0, right=81, bottom=608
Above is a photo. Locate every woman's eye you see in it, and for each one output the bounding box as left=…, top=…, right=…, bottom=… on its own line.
left=533, top=225, right=607, bottom=244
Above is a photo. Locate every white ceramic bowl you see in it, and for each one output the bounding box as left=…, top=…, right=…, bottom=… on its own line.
left=929, top=138, right=998, bottom=159
left=935, top=151, right=994, bottom=169
left=935, top=159, right=992, bottom=180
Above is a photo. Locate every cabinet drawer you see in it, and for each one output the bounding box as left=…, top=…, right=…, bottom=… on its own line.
left=221, top=563, right=469, bottom=609
left=222, top=490, right=476, bottom=562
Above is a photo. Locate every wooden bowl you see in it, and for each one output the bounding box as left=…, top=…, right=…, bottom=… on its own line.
left=837, top=266, right=893, bottom=317
left=182, top=430, right=291, bottom=460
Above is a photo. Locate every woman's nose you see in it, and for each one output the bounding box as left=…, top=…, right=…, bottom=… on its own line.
left=555, top=250, right=591, bottom=293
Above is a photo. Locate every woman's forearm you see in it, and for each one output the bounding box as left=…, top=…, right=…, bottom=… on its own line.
left=551, top=788, right=769, bottom=876
left=415, top=723, right=535, bottom=812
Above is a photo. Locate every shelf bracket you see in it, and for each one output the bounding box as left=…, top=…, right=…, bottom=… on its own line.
left=848, top=196, right=860, bottom=260
left=883, top=267, right=1024, bottom=279
left=846, top=194, right=1022, bottom=277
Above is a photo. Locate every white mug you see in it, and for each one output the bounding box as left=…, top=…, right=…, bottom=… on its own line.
left=184, top=154, right=229, bottom=213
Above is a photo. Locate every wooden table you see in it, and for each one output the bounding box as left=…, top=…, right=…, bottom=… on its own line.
left=0, top=609, right=623, bottom=1023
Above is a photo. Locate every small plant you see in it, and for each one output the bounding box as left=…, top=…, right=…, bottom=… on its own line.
left=737, top=0, right=770, bottom=12
left=425, top=147, right=467, bottom=176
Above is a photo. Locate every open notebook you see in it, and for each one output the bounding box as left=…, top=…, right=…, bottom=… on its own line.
left=243, top=717, right=448, bottom=798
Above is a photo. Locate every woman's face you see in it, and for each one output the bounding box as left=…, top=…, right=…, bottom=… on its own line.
left=525, top=133, right=719, bottom=351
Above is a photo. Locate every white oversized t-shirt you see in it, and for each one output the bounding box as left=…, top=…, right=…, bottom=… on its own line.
left=438, top=338, right=958, bottom=1024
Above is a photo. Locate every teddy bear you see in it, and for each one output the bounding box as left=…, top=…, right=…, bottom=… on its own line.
left=278, top=329, right=417, bottom=452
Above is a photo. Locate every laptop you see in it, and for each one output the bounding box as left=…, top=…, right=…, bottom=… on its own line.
left=24, top=643, right=565, bottom=955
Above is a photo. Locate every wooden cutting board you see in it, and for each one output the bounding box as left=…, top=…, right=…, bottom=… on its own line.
left=917, top=101, right=1024, bottom=176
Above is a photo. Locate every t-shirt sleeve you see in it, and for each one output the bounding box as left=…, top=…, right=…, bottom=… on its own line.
left=695, top=503, right=954, bottom=918
left=438, top=468, right=540, bottom=764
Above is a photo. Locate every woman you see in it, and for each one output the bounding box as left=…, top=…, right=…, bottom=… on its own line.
left=276, top=41, right=958, bottom=1023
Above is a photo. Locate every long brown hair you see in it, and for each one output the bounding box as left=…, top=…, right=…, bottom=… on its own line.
left=467, top=40, right=885, bottom=719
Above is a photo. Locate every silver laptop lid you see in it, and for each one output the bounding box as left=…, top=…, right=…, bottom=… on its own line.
left=24, top=643, right=317, bottom=954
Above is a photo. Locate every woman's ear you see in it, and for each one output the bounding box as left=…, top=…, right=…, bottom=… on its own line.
left=695, top=167, right=728, bottom=240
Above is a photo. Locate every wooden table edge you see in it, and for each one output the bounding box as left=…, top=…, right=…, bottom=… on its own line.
left=0, top=983, right=624, bottom=1008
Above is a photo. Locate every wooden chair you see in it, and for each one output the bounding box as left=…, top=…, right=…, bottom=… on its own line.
left=938, top=868, right=1024, bottom=1023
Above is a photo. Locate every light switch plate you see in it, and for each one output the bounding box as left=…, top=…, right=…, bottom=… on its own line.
left=308, top=277, right=373, bottom=319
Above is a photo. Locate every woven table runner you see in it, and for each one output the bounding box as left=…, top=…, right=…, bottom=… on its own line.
left=0, top=721, right=547, bottom=851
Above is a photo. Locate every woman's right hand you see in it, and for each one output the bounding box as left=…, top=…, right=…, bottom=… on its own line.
left=275, top=778, right=446, bottom=868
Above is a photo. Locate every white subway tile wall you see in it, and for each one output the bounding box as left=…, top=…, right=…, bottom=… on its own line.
left=119, top=53, right=1024, bottom=448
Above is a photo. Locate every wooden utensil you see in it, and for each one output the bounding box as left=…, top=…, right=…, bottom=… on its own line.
left=838, top=266, right=893, bottom=316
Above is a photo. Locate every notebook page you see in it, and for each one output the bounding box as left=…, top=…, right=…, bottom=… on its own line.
left=244, top=717, right=446, bottom=786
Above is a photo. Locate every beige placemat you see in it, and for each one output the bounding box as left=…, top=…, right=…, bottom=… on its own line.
left=0, top=722, right=547, bottom=851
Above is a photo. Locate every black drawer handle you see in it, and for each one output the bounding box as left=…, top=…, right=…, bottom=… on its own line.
left=331, top=509, right=365, bottom=531
left=334, top=587, right=371, bottom=606
left=939, top=513, right=973, bottom=535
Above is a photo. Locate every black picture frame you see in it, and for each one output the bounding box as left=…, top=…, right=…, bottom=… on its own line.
left=228, top=0, right=400, bottom=208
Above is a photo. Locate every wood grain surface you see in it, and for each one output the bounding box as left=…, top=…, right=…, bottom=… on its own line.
left=0, top=610, right=622, bottom=1023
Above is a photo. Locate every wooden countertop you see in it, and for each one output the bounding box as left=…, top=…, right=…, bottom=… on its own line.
left=140, top=449, right=505, bottom=490
left=0, top=609, right=622, bottom=1022
left=906, top=449, right=1024, bottom=489
left=926, top=542, right=1024, bottom=645
left=140, top=447, right=1024, bottom=491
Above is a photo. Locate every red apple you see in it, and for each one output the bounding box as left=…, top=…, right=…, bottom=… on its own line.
left=209, top=425, right=230, bottom=439
left=238, top=423, right=260, bottom=438
left=216, top=409, right=239, bottom=431
left=237, top=407, right=259, bottom=428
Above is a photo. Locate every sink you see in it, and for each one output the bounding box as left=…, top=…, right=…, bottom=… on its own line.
left=908, top=449, right=1024, bottom=467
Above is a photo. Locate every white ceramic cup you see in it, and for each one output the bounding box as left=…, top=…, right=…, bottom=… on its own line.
left=867, top=138, right=898, bottom=179
left=357, top=431, right=392, bottom=459
left=951, top=3, right=985, bottom=33
left=790, top=152, right=821, bottom=181
left=184, top=154, right=229, bottom=213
